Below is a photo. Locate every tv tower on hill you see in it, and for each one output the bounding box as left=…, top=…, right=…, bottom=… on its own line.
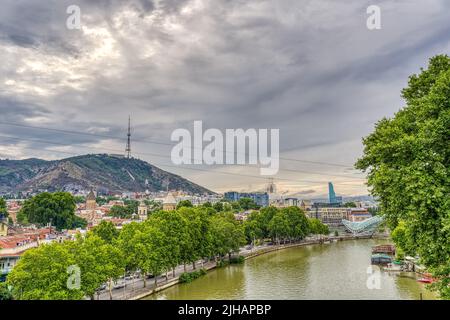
left=125, top=116, right=131, bottom=158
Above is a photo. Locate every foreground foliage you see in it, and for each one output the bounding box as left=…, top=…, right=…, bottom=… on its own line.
left=6, top=204, right=328, bottom=300
left=356, top=55, right=450, bottom=299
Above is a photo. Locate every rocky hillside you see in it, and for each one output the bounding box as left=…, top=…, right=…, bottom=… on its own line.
left=0, top=154, right=213, bottom=195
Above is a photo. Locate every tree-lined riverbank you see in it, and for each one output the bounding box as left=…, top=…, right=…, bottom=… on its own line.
left=144, top=239, right=436, bottom=300
left=6, top=204, right=330, bottom=300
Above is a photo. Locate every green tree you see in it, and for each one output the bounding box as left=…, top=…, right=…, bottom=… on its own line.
left=109, top=205, right=133, bottom=218
left=238, top=198, right=259, bottom=210
left=91, top=220, right=119, bottom=244
left=390, top=221, right=414, bottom=256
left=256, top=206, right=278, bottom=238
left=222, top=202, right=232, bottom=212
left=144, top=199, right=162, bottom=212
left=356, top=55, right=450, bottom=299
left=7, top=242, right=83, bottom=300
left=0, top=282, right=13, bottom=300
left=142, top=222, right=167, bottom=287
left=72, top=234, right=125, bottom=300
left=17, top=192, right=86, bottom=231
left=117, top=221, right=166, bottom=287
left=178, top=208, right=212, bottom=270
left=202, top=201, right=212, bottom=208
left=268, top=211, right=290, bottom=244
left=308, top=218, right=329, bottom=235
left=282, top=206, right=310, bottom=241
left=116, top=222, right=142, bottom=272
left=95, top=197, right=108, bottom=206
left=210, top=214, right=245, bottom=261
left=243, top=218, right=263, bottom=245
left=343, top=202, right=357, bottom=208
left=151, top=211, right=187, bottom=278
left=231, top=202, right=241, bottom=212
left=213, top=202, right=224, bottom=212
left=0, top=198, right=8, bottom=218
left=73, top=196, right=85, bottom=204
left=122, top=200, right=139, bottom=217
left=177, top=200, right=193, bottom=209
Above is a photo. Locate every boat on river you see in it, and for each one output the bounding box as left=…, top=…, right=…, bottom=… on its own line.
left=417, top=273, right=434, bottom=284
left=371, top=253, right=392, bottom=265
left=372, top=244, right=396, bottom=255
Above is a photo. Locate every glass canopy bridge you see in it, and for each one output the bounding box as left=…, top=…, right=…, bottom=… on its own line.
left=342, top=216, right=383, bottom=236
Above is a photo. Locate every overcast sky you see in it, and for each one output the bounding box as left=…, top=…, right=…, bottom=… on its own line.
left=0, top=0, right=449, bottom=196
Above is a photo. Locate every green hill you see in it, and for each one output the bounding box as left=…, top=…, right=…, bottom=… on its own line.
left=0, top=154, right=213, bottom=195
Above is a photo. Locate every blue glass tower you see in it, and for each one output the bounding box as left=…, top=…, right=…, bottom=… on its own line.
left=328, top=182, right=336, bottom=204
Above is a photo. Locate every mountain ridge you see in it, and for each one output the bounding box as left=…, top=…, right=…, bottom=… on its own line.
left=0, top=154, right=213, bottom=195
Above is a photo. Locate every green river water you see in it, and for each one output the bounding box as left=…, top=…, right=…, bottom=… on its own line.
left=145, top=239, right=437, bottom=300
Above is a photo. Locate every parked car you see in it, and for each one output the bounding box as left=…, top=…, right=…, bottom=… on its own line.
left=113, top=281, right=126, bottom=290
left=97, top=283, right=107, bottom=291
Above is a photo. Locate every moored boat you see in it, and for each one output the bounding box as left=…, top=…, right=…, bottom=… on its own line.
left=417, top=277, right=433, bottom=284
left=371, top=253, right=392, bottom=265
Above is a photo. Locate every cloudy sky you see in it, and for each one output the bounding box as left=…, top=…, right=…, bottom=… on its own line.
left=0, top=0, right=449, bottom=196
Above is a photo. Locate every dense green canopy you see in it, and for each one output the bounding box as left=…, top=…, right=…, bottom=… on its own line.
left=17, top=192, right=87, bottom=230
left=0, top=198, right=8, bottom=218
left=7, top=203, right=325, bottom=300
left=356, top=55, right=450, bottom=299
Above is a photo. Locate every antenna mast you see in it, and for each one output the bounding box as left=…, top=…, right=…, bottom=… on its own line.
left=125, top=116, right=131, bottom=158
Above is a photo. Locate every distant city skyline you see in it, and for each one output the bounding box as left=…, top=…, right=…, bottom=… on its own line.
left=1, top=1, right=450, bottom=196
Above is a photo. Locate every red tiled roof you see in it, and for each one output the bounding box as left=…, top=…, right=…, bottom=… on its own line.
left=0, top=228, right=52, bottom=249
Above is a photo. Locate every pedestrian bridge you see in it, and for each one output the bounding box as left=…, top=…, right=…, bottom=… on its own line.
left=342, top=216, right=383, bottom=236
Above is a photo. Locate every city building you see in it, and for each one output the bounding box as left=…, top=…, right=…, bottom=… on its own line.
left=0, top=228, right=56, bottom=281
left=224, top=192, right=269, bottom=207
left=348, top=208, right=372, bottom=222
left=307, top=206, right=350, bottom=227
left=342, top=216, right=383, bottom=236
left=85, top=190, right=97, bottom=211
left=300, top=200, right=312, bottom=211
left=138, top=201, right=148, bottom=220
left=307, top=206, right=372, bottom=228
left=6, top=200, right=22, bottom=225
left=162, top=192, right=177, bottom=211
left=284, top=198, right=298, bottom=207
left=328, top=182, right=343, bottom=204
left=76, top=190, right=103, bottom=226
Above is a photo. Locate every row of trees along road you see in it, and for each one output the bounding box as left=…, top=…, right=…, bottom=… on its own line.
left=6, top=199, right=328, bottom=300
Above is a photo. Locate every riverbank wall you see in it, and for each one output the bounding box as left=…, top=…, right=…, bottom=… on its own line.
left=129, top=234, right=389, bottom=300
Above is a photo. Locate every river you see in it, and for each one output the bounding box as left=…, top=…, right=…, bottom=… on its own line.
left=144, top=239, right=436, bottom=300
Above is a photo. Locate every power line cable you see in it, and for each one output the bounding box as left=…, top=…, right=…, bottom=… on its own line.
left=0, top=121, right=356, bottom=168
left=0, top=138, right=365, bottom=185
left=0, top=134, right=366, bottom=180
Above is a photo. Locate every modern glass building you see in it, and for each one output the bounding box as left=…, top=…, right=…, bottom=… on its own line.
left=328, top=182, right=342, bottom=204
left=224, top=192, right=269, bottom=207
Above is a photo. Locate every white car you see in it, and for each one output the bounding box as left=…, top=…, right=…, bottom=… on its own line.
left=113, top=282, right=126, bottom=290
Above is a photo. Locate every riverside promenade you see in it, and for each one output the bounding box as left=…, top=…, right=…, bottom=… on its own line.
left=97, top=234, right=385, bottom=300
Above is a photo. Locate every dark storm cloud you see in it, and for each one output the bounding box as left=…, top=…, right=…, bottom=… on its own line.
left=0, top=96, right=126, bottom=151
left=0, top=0, right=449, bottom=193
left=0, top=97, right=47, bottom=119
